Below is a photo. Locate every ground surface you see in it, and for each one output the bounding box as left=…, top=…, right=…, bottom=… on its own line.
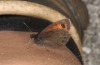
left=82, top=0, right=100, bottom=65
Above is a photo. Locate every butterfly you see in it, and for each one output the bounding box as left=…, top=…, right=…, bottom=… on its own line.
left=30, top=19, right=71, bottom=48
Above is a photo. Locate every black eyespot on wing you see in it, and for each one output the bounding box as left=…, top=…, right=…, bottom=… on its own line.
left=61, top=24, right=65, bottom=28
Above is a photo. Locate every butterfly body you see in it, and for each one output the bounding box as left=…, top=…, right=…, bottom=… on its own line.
left=31, top=19, right=71, bottom=48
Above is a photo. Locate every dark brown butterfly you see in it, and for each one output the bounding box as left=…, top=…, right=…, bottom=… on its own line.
left=30, top=19, right=71, bottom=48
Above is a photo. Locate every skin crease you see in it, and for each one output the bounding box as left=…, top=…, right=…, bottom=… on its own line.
left=0, top=31, right=81, bottom=65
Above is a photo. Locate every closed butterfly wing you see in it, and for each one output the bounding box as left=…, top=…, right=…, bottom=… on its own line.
left=35, top=19, right=71, bottom=48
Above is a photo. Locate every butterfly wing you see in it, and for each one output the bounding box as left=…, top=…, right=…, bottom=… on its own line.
left=39, top=19, right=70, bottom=34
left=35, top=19, right=71, bottom=48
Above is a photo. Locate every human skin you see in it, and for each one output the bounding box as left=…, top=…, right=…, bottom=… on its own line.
left=0, top=31, right=81, bottom=65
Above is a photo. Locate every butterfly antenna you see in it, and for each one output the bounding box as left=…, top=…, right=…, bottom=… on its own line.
left=23, top=22, right=35, bottom=49
left=23, top=22, right=32, bottom=32
left=23, top=22, right=49, bottom=50
left=23, top=21, right=37, bottom=37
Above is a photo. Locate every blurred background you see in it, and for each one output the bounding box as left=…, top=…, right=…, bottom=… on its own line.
left=82, top=0, right=100, bottom=65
